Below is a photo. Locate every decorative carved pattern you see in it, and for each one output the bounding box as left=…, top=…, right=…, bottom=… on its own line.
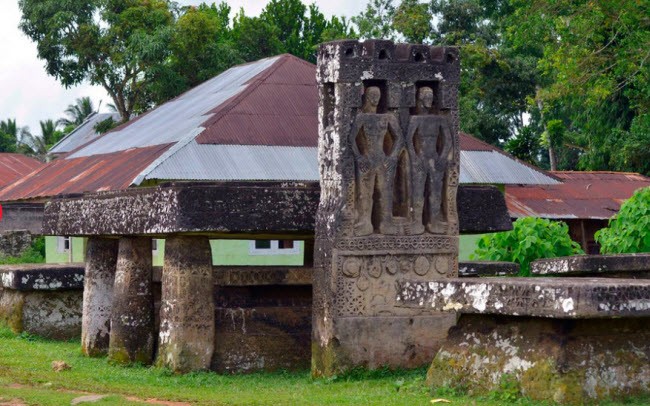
left=336, top=235, right=456, bottom=252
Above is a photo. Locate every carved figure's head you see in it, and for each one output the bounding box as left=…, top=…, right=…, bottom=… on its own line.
left=362, top=86, right=381, bottom=113
left=417, top=87, right=434, bottom=113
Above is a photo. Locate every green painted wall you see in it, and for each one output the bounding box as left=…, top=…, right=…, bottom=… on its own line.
left=47, top=235, right=480, bottom=265
left=459, top=234, right=485, bottom=261
left=47, top=236, right=304, bottom=266
left=45, top=236, right=86, bottom=263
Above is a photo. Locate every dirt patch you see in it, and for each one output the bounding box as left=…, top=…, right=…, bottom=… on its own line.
left=0, top=399, right=28, bottom=406
left=125, top=397, right=191, bottom=406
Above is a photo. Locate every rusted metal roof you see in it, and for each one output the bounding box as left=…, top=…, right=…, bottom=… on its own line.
left=0, top=144, right=172, bottom=202
left=0, top=154, right=42, bottom=188
left=506, top=171, right=650, bottom=219
left=0, top=53, right=561, bottom=203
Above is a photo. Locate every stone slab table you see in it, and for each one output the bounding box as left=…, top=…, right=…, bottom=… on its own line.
left=398, top=276, right=650, bottom=404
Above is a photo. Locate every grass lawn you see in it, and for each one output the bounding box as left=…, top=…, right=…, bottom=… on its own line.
left=0, top=326, right=648, bottom=405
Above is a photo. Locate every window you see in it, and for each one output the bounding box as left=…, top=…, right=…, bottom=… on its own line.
left=249, top=240, right=300, bottom=255
left=57, top=236, right=70, bottom=253
left=152, top=239, right=159, bottom=254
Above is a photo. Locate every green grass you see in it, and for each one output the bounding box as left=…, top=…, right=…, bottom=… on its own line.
left=0, top=325, right=648, bottom=405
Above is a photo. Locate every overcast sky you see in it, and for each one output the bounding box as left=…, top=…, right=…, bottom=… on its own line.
left=0, top=0, right=364, bottom=135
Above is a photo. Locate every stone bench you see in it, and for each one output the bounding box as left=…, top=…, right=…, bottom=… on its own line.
left=397, top=274, right=650, bottom=404
left=0, top=264, right=84, bottom=339
left=531, top=253, right=650, bottom=278
left=458, top=261, right=519, bottom=277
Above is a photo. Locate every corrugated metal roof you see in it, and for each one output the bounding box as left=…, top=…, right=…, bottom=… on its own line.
left=0, top=144, right=172, bottom=202
left=0, top=52, right=560, bottom=202
left=460, top=151, right=559, bottom=185
left=0, top=154, right=43, bottom=188
left=506, top=171, right=650, bottom=219
left=144, top=142, right=318, bottom=181
left=69, top=56, right=281, bottom=158
left=48, top=112, right=121, bottom=155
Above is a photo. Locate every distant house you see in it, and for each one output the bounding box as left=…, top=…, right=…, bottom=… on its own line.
left=0, top=54, right=557, bottom=264
left=506, top=171, right=650, bottom=253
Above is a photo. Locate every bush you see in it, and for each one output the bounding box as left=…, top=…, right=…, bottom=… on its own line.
left=471, top=217, right=584, bottom=276
left=595, top=187, right=650, bottom=254
left=0, top=236, right=45, bottom=265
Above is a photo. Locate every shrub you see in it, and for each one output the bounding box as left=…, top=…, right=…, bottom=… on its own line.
left=595, top=187, right=650, bottom=254
left=471, top=217, right=584, bottom=276
left=0, top=236, right=45, bottom=264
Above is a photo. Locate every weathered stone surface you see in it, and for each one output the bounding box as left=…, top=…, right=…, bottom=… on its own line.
left=43, top=183, right=511, bottom=237
left=456, top=186, right=511, bottom=233
left=0, top=264, right=84, bottom=291
left=0, top=230, right=33, bottom=258
left=397, top=277, right=650, bottom=318
left=532, top=253, right=650, bottom=276
left=0, top=288, right=82, bottom=339
left=43, top=182, right=319, bottom=237
left=82, top=238, right=118, bottom=357
left=157, top=236, right=214, bottom=372
left=213, top=285, right=312, bottom=373
left=458, top=261, right=519, bottom=277
left=108, top=237, right=155, bottom=365
left=428, top=314, right=650, bottom=404
left=313, top=40, right=460, bottom=376
left=0, top=203, right=44, bottom=234
left=213, top=266, right=312, bottom=286
left=213, top=306, right=312, bottom=373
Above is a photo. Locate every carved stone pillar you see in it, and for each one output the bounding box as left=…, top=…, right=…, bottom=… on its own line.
left=313, top=40, right=461, bottom=376
left=108, top=237, right=154, bottom=364
left=157, top=236, right=214, bottom=372
left=82, top=237, right=118, bottom=357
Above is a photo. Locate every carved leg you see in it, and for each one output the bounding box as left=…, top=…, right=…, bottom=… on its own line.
left=410, top=171, right=426, bottom=235
left=108, top=237, right=154, bottom=365
left=426, top=172, right=447, bottom=234
left=82, top=237, right=118, bottom=357
left=157, top=236, right=214, bottom=373
left=376, top=170, right=398, bottom=235
left=355, top=171, right=375, bottom=236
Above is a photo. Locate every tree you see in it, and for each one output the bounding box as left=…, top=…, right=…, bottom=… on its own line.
left=19, top=0, right=175, bottom=122
left=352, top=0, right=396, bottom=40
left=57, top=97, right=95, bottom=128
left=0, top=119, right=31, bottom=154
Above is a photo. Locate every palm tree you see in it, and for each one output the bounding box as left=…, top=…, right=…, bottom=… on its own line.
left=0, top=119, right=21, bottom=153
left=57, top=97, right=95, bottom=127
left=39, top=119, right=63, bottom=147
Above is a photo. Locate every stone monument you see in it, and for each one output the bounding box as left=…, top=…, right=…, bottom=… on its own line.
left=313, top=40, right=460, bottom=376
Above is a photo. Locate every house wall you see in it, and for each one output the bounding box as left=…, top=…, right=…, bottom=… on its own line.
left=46, top=236, right=304, bottom=266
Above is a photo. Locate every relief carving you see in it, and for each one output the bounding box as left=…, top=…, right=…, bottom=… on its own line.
left=406, top=86, right=453, bottom=234
left=350, top=86, right=404, bottom=236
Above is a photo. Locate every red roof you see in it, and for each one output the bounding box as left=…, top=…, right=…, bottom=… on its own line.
left=197, top=55, right=318, bottom=147
left=0, top=145, right=172, bottom=202
left=459, top=132, right=499, bottom=151
left=0, top=154, right=43, bottom=188
left=506, top=171, right=650, bottom=219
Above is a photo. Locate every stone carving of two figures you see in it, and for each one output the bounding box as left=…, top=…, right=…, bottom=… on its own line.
left=350, top=86, right=453, bottom=236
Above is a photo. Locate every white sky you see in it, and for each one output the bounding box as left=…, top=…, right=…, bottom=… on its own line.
left=0, top=0, right=363, bottom=135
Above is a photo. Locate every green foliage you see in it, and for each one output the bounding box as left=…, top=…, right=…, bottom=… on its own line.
left=595, top=187, right=650, bottom=254
left=487, top=374, right=521, bottom=402
left=94, top=117, right=118, bottom=134
left=472, top=217, right=584, bottom=276
left=19, top=0, right=175, bottom=121
left=0, top=237, right=45, bottom=265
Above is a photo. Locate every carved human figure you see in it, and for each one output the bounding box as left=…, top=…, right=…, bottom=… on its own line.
left=350, top=86, right=404, bottom=236
left=406, top=86, right=453, bottom=234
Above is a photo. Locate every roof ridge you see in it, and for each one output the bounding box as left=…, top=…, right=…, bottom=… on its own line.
left=196, top=55, right=288, bottom=134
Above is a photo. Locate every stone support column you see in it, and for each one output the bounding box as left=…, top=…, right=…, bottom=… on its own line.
left=313, top=40, right=461, bottom=376
left=108, top=237, right=154, bottom=364
left=157, top=236, right=214, bottom=373
left=82, top=237, right=119, bottom=356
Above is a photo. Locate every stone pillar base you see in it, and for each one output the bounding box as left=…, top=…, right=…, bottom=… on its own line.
left=312, top=314, right=456, bottom=377
left=428, top=314, right=650, bottom=404
left=157, top=236, right=214, bottom=373
left=108, top=237, right=154, bottom=365
left=82, top=238, right=118, bottom=357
